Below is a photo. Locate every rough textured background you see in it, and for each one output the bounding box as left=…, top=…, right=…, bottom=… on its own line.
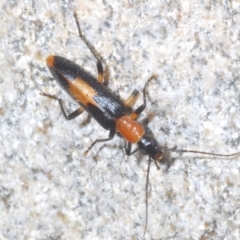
left=0, top=0, right=240, bottom=239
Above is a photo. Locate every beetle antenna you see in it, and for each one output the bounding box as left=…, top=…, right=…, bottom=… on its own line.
left=144, top=158, right=152, bottom=237
left=171, top=148, right=240, bottom=158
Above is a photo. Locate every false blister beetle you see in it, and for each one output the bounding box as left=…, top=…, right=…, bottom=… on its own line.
left=41, top=12, right=240, bottom=236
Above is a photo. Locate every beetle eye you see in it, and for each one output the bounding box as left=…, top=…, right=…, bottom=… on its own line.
left=154, top=152, right=163, bottom=161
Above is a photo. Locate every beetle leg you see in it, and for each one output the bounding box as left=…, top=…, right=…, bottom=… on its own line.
left=84, top=128, right=116, bottom=155
left=125, top=141, right=138, bottom=156
left=74, top=12, right=105, bottom=84
left=130, top=75, right=157, bottom=120
left=124, top=89, right=140, bottom=108
left=41, top=92, right=84, bottom=120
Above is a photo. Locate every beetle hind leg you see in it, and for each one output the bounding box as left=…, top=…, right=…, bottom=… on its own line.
left=74, top=11, right=105, bottom=84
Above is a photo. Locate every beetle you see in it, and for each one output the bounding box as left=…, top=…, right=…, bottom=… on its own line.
left=42, top=12, right=240, bottom=236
